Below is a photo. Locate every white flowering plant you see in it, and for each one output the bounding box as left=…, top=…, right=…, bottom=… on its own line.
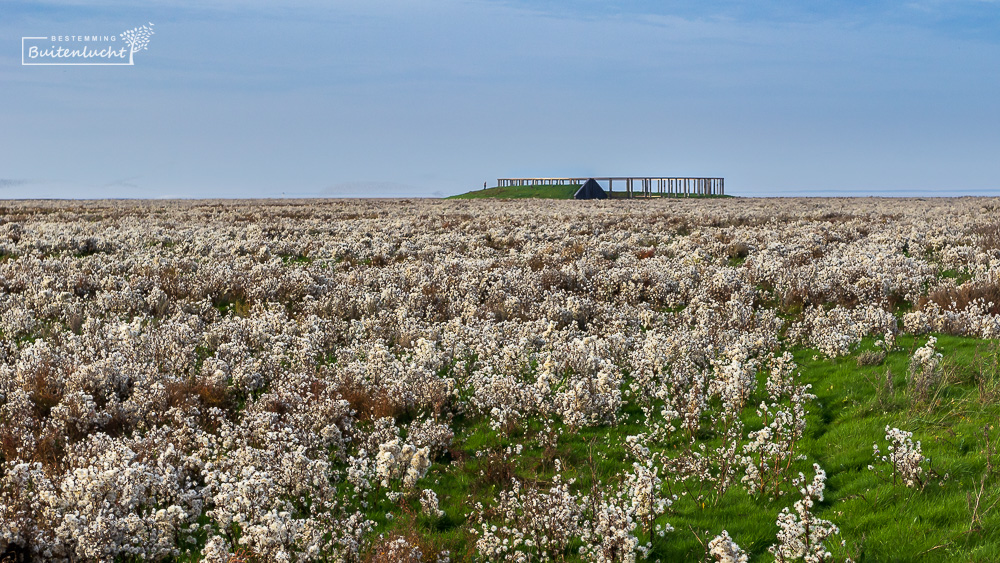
left=0, top=198, right=997, bottom=561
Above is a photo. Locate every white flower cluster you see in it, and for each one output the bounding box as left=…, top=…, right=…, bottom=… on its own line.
left=474, top=472, right=588, bottom=561
left=708, top=529, right=748, bottom=563
left=872, top=426, right=927, bottom=488
left=420, top=488, right=444, bottom=518
left=740, top=385, right=813, bottom=498
left=474, top=464, right=673, bottom=563
left=770, top=464, right=848, bottom=563
left=372, top=534, right=423, bottom=562
left=906, top=336, right=944, bottom=403
left=375, top=439, right=431, bottom=489
left=1, top=197, right=996, bottom=558
left=911, top=336, right=942, bottom=375
left=407, top=418, right=454, bottom=458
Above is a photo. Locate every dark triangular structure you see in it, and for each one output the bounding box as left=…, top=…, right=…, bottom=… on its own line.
left=574, top=178, right=608, bottom=200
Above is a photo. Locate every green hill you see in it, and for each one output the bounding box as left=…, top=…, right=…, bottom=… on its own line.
left=446, top=184, right=580, bottom=199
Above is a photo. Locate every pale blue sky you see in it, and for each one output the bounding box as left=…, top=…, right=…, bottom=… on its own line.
left=2, top=0, right=999, bottom=198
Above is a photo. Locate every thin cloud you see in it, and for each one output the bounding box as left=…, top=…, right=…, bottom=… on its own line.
left=100, top=176, right=141, bottom=190
left=0, top=179, right=33, bottom=189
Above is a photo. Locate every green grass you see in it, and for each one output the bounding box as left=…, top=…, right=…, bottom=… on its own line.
left=446, top=184, right=582, bottom=199
left=356, top=334, right=1000, bottom=562
left=786, top=335, right=1000, bottom=562
left=940, top=268, right=974, bottom=285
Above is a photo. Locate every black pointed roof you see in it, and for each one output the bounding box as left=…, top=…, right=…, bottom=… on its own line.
left=574, top=178, right=608, bottom=200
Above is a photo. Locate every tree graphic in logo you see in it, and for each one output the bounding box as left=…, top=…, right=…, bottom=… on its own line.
left=120, top=22, right=154, bottom=65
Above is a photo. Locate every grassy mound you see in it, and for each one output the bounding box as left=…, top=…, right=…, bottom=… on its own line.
left=447, top=184, right=581, bottom=199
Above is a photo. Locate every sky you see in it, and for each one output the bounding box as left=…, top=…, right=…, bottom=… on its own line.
left=1, top=0, right=999, bottom=198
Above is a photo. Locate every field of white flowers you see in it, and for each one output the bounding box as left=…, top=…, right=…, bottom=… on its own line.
left=1, top=197, right=999, bottom=562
